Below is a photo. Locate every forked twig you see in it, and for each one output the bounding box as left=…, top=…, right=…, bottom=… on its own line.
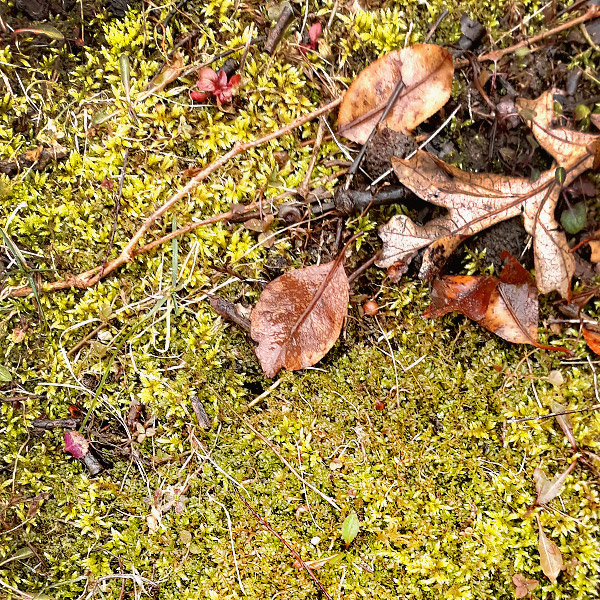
left=5, top=98, right=342, bottom=299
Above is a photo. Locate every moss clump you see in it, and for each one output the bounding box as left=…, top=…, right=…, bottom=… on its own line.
left=1, top=0, right=600, bottom=599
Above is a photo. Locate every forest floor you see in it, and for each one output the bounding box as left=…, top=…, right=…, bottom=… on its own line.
left=1, top=0, right=600, bottom=599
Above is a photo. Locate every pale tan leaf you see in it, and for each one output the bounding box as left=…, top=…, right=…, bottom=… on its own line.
left=138, top=52, right=185, bottom=102
left=376, top=150, right=575, bottom=296
left=250, top=260, right=349, bottom=378
left=550, top=399, right=577, bottom=450
left=534, top=461, right=577, bottom=505
left=518, top=90, right=599, bottom=165
left=537, top=519, right=564, bottom=583
left=338, top=44, right=453, bottom=144
left=377, top=89, right=600, bottom=297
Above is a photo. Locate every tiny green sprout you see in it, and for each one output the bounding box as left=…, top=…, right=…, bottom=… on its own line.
left=553, top=101, right=563, bottom=116
left=554, top=166, right=566, bottom=186
left=574, top=104, right=591, bottom=121
left=560, top=202, right=587, bottom=234
left=341, top=512, right=360, bottom=547
left=0, top=364, right=12, bottom=382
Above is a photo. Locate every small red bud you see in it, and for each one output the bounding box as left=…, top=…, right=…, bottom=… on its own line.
left=374, top=400, right=385, bottom=411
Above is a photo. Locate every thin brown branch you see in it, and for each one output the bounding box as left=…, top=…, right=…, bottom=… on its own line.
left=456, top=5, right=600, bottom=67
left=5, top=98, right=341, bottom=299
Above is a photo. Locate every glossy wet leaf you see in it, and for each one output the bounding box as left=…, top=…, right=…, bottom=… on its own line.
left=338, top=44, right=453, bottom=144
left=537, top=519, right=564, bottom=583
left=425, top=253, right=568, bottom=351
left=341, top=512, right=360, bottom=546
left=64, top=431, right=89, bottom=459
left=250, top=259, right=349, bottom=377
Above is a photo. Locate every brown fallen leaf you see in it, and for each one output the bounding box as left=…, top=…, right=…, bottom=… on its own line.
left=250, top=257, right=349, bottom=378
left=377, top=149, right=576, bottom=297
left=512, top=573, right=538, bottom=598
left=425, top=252, right=569, bottom=351
left=534, top=461, right=577, bottom=506
left=377, top=89, right=599, bottom=297
left=338, top=44, right=453, bottom=144
left=537, top=516, right=564, bottom=583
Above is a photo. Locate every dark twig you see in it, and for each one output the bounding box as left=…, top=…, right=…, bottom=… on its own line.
left=424, top=8, right=449, bottom=43
left=348, top=251, right=381, bottom=285
left=507, top=404, right=600, bottom=423
left=32, top=418, right=80, bottom=429
left=264, top=3, right=295, bottom=54
left=100, top=149, right=129, bottom=280
left=235, top=490, right=334, bottom=600
left=207, top=294, right=251, bottom=333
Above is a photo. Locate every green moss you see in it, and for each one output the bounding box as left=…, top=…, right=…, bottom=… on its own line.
left=1, top=0, right=600, bottom=599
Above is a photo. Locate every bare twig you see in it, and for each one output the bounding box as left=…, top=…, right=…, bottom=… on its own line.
left=31, top=418, right=80, bottom=429
left=424, top=9, right=449, bottom=43
left=5, top=98, right=342, bottom=299
left=100, top=149, right=129, bottom=280
left=264, top=3, right=295, bottom=54
left=456, top=5, right=600, bottom=67
left=507, top=404, right=600, bottom=423
left=298, top=117, right=326, bottom=199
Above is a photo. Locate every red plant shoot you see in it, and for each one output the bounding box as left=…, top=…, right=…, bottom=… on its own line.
left=191, top=67, right=241, bottom=104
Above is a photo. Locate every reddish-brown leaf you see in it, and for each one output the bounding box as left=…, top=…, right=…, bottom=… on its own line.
left=425, top=255, right=569, bottom=352
left=250, top=260, right=349, bottom=378
left=337, top=44, right=453, bottom=144
left=512, top=573, right=539, bottom=598
left=424, top=275, right=498, bottom=322
left=537, top=517, right=564, bottom=583
left=583, top=323, right=600, bottom=355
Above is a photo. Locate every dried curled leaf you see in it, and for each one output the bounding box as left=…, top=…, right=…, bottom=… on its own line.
left=378, top=90, right=600, bottom=297
left=537, top=518, right=564, bottom=583
left=338, top=44, right=453, bottom=144
left=250, top=260, right=349, bottom=377
left=138, top=52, right=185, bottom=102
left=377, top=148, right=576, bottom=297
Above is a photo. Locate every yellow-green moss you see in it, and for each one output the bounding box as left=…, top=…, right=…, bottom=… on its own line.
left=1, top=0, right=600, bottom=599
